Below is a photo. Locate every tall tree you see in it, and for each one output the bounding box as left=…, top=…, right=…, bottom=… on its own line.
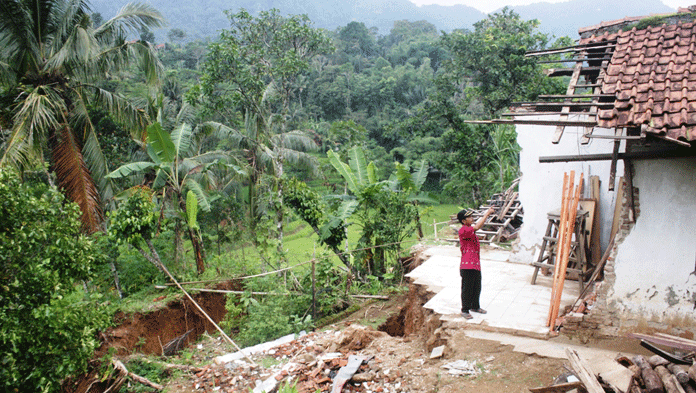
left=0, top=0, right=164, bottom=233
left=198, top=8, right=332, bottom=250
left=439, top=7, right=564, bottom=117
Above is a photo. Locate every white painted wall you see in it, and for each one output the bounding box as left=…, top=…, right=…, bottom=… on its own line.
left=510, top=117, right=623, bottom=264
left=610, top=157, right=696, bottom=316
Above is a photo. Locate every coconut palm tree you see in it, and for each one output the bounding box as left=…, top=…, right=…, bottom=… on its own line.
left=0, top=0, right=164, bottom=233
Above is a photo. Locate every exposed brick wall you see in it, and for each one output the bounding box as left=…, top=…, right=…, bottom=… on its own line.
left=560, top=176, right=639, bottom=341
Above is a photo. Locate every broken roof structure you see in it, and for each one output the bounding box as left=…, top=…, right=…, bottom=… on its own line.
left=502, top=7, right=696, bottom=148
left=508, top=9, right=696, bottom=339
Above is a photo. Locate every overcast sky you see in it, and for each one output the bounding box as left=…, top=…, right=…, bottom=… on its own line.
left=409, top=0, right=681, bottom=14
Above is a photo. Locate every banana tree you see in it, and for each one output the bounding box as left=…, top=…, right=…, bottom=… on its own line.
left=390, top=160, right=438, bottom=238
left=327, top=146, right=417, bottom=277
left=106, top=121, right=236, bottom=274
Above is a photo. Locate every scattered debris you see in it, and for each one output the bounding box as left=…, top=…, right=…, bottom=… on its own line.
left=441, top=360, right=484, bottom=377
left=533, top=339, right=696, bottom=393
left=429, top=345, right=445, bottom=359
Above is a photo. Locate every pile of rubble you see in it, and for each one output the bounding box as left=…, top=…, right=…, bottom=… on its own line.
left=186, top=324, right=484, bottom=393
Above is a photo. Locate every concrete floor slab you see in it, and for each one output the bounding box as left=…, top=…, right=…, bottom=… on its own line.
left=407, top=245, right=581, bottom=338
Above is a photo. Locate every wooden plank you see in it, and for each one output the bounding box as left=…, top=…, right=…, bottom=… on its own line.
left=625, top=159, right=635, bottom=223
left=608, top=133, right=621, bottom=191
left=579, top=199, right=597, bottom=265
left=584, top=134, right=642, bottom=140
left=629, top=333, right=696, bottom=352
left=589, top=176, right=602, bottom=266
left=546, top=66, right=604, bottom=77
left=538, top=94, right=614, bottom=99
left=610, top=177, right=624, bottom=243
left=582, top=45, right=613, bottom=144
left=548, top=172, right=570, bottom=327
left=515, top=102, right=615, bottom=108
left=553, top=52, right=586, bottom=144
left=537, top=56, right=612, bottom=63
left=566, top=348, right=606, bottom=393
left=464, top=119, right=598, bottom=127
left=528, top=381, right=583, bottom=393
left=502, top=111, right=593, bottom=117
left=525, top=42, right=616, bottom=57
left=550, top=173, right=583, bottom=328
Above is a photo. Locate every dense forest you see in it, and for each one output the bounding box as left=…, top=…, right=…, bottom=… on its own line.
left=0, top=0, right=573, bottom=391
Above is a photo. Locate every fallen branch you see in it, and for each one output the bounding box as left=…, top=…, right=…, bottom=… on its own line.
left=109, top=359, right=163, bottom=391
left=124, top=354, right=204, bottom=373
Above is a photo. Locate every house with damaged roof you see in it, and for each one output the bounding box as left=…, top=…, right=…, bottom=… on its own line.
left=501, top=8, right=696, bottom=338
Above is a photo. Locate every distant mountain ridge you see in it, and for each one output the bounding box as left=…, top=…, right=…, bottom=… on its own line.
left=509, top=0, right=674, bottom=38
left=88, top=0, right=675, bottom=42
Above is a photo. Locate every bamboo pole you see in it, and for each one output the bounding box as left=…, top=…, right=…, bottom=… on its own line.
left=550, top=173, right=583, bottom=330
left=548, top=172, right=571, bottom=327
left=157, top=263, right=255, bottom=365
left=551, top=177, right=578, bottom=328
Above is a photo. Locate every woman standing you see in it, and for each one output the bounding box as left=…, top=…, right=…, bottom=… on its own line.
left=457, top=207, right=495, bottom=319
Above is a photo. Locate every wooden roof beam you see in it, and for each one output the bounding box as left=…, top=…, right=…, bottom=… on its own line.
left=525, top=42, right=616, bottom=57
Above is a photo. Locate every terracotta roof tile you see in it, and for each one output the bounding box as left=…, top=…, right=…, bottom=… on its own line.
left=597, top=21, right=696, bottom=142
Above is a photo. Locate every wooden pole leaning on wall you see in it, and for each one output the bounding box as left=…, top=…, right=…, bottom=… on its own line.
left=548, top=172, right=571, bottom=327
left=549, top=173, right=584, bottom=331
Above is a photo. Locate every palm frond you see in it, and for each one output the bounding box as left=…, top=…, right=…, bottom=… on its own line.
left=69, top=86, right=115, bottom=201
left=46, top=23, right=99, bottom=75
left=0, top=0, right=41, bottom=77
left=175, top=101, right=197, bottom=127
left=53, top=124, right=103, bottom=233
left=128, top=40, right=163, bottom=85
left=273, top=130, right=318, bottom=152
left=275, top=147, right=319, bottom=177
left=85, top=85, right=149, bottom=140
left=1, top=86, right=63, bottom=168
left=96, top=2, right=164, bottom=37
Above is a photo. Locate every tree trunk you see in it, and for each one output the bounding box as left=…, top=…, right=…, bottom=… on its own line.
left=135, top=240, right=165, bottom=272
left=109, top=261, right=123, bottom=299
left=414, top=204, right=424, bottom=239
left=189, top=228, right=206, bottom=275
left=174, top=220, right=184, bottom=268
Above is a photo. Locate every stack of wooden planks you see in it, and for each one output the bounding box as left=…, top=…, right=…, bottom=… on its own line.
left=548, top=171, right=584, bottom=330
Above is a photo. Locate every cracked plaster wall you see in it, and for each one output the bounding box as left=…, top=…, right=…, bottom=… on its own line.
left=609, top=157, right=696, bottom=319
left=511, top=120, right=621, bottom=264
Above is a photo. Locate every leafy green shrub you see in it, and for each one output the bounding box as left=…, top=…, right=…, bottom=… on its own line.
left=224, top=277, right=312, bottom=347
left=124, top=358, right=168, bottom=392
left=0, top=169, right=109, bottom=392
left=299, top=258, right=350, bottom=317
